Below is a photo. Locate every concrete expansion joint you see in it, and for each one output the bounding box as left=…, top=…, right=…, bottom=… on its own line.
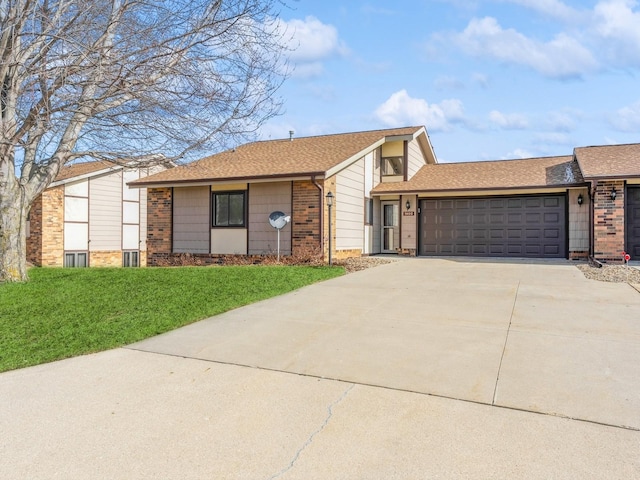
left=267, top=383, right=355, bottom=480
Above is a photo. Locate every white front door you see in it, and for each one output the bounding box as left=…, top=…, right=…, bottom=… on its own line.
left=381, top=201, right=399, bottom=253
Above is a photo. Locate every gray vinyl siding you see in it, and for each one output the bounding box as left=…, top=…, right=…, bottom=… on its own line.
left=173, top=186, right=210, bottom=253
left=407, top=139, right=426, bottom=180
left=248, top=182, right=292, bottom=255
left=89, top=171, right=123, bottom=251
left=336, top=157, right=365, bottom=250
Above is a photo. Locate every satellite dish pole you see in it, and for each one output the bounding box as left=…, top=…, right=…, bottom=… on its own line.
left=268, top=211, right=291, bottom=262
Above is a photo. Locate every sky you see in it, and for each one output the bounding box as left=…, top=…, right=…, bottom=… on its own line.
left=258, top=0, right=640, bottom=163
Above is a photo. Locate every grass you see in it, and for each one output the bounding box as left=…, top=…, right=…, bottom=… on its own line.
left=0, top=265, right=344, bottom=373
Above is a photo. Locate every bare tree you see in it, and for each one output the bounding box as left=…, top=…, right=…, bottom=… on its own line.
left=0, top=0, right=288, bottom=281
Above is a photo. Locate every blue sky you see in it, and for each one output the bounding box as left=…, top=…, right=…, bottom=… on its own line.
left=259, top=0, right=640, bottom=163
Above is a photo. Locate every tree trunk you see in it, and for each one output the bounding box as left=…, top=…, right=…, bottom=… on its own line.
left=0, top=179, right=29, bottom=282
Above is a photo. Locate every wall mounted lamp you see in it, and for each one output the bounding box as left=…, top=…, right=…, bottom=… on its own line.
left=405, top=200, right=411, bottom=210
left=611, top=187, right=617, bottom=201
left=577, top=193, right=583, bottom=206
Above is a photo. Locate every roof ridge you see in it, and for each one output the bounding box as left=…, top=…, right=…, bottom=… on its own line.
left=241, top=125, right=423, bottom=146
left=575, top=142, right=640, bottom=150
left=435, top=155, right=573, bottom=166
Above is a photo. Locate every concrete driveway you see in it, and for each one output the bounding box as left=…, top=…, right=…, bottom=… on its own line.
left=2, top=258, right=639, bottom=479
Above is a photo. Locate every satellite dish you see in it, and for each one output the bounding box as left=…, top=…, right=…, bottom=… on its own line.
left=268, top=211, right=291, bottom=261
left=269, top=211, right=291, bottom=230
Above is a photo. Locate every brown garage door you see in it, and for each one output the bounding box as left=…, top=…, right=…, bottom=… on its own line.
left=419, top=194, right=567, bottom=258
left=626, top=187, right=640, bottom=260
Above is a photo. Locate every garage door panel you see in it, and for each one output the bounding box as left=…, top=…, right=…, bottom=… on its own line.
left=626, top=187, right=640, bottom=260
left=420, top=194, right=566, bottom=258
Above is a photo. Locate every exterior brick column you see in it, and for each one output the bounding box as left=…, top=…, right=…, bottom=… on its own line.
left=593, top=180, right=625, bottom=262
left=292, top=180, right=322, bottom=255
left=40, top=187, right=64, bottom=266
left=26, top=194, right=43, bottom=265
left=147, top=187, right=172, bottom=265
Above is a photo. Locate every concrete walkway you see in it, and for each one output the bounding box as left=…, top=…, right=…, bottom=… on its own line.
left=2, top=258, right=639, bottom=478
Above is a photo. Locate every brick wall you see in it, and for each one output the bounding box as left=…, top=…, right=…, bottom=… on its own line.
left=40, top=187, right=64, bottom=266
left=147, top=187, right=173, bottom=265
left=90, top=250, right=123, bottom=267
left=593, top=180, right=625, bottom=262
left=292, top=180, right=322, bottom=255
left=26, top=195, right=42, bottom=265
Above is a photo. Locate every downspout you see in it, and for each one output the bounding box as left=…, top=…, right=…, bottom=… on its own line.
left=311, top=176, right=324, bottom=255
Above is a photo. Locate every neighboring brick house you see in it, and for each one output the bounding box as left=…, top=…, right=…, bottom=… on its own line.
left=27, top=161, right=164, bottom=267
left=130, top=126, right=640, bottom=264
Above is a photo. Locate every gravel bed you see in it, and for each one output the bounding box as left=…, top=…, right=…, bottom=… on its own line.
left=335, top=256, right=397, bottom=273
left=576, top=264, right=640, bottom=283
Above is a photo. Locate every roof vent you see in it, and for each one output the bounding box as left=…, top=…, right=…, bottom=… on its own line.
left=289, top=130, right=294, bottom=141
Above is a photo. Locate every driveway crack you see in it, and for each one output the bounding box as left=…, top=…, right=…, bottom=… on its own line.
left=267, top=383, right=355, bottom=480
left=493, top=281, right=520, bottom=405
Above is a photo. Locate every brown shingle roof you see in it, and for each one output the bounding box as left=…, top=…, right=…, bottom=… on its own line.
left=54, top=161, right=117, bottom=182
left=372, top=155, right=583, bottom=193
left=130, top=126, right=424, bottom=186
left=574, top=144, right=640, bottom=178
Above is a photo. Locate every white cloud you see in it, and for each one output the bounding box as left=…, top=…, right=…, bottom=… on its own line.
left=592, top=0, right=640, bottom=65
left=547, top=111, right=577, bottom=132
left=489, top=110, right=529, bottom=129
left=452, top=17, right=598, bottom=78
left=500, top=0, right=582, bottom=22
left=534, top=132, right=573, bottom=145
left=608, top=100, right=640, bottom=131
left=276, top=16, right=349, bottom=78
left=374, top=90, right=465, bottom=131
left=503, top=148, right=534, bottom=159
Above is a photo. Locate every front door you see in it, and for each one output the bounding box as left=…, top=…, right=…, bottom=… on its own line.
left=381, top=201, right=399, bottom=253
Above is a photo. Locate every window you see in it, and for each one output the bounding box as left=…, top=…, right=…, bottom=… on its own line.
left=64, top=252, right=87, bottom=268
left=212, top=191, right=246, bottom=227
left=381, top=157, right=404, bottom=176
left=123, top=251, right=139, bottom=267
left=364, top=198, right=373, bottom=225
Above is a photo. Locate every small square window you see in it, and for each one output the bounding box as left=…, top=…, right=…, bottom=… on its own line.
left=212, top=191, right=246, bottom=227
left=382, top=157, right=404, bottom=176
left=123, top=251, right=139, bottom=267
left=64, top=252, right=88, bottom=268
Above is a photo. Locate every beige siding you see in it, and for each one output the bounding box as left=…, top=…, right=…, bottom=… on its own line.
left=407, top=139, right=427, bottom=180
left=400, top=195, right=417, bottom=250
left=372, top=148, right=381, bottom=189
left=569, top=188, right=589, bottom=252
left=381, top=141, right=403, bottom=157
left=336, top=158, right=364, bottom=250
left=173, top=186, right=210, bottom=253
left=89, top=171, right=122, bottom=251
left=248, top=182, right=292, bottom=255
left=211, top=229, right=247, bottom=254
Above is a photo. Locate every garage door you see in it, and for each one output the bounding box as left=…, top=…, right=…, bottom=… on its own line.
left=419, top=194, right=567, bottom=258
left=627, top=187, right=640, bottom=260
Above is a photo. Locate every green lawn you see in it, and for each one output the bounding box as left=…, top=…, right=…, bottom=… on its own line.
left=0, top=265, right=343, bottom=373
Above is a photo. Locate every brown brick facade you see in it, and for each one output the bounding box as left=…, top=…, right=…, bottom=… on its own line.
left=26, top=195, right=42, bottom=265
left=292, top=180, right=323, bottom=256
left=147, top=187, right=173, bottom=265
left=90, top=250, right=124, bottom=267
left=593, top=180, right=625, bottom=262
